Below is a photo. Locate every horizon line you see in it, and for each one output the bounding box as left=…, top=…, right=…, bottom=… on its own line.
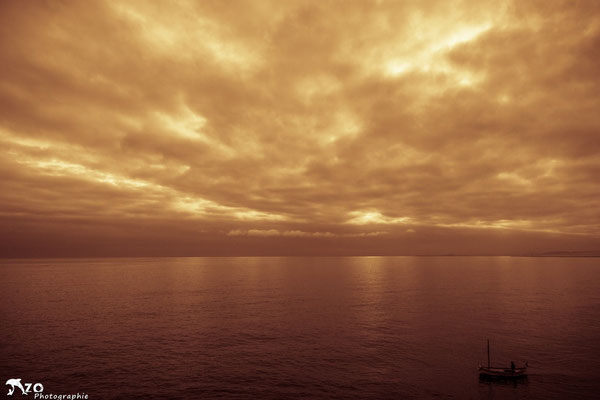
left=2, top=253, right=600, bottom=260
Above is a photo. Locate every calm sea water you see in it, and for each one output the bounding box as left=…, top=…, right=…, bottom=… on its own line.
left=1, top=256, right=599, bottom=399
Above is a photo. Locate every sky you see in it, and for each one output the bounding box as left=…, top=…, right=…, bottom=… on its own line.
left=1, top=0, right=599, bottom=257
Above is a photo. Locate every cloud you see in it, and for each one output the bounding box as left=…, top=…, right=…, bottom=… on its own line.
left=227, top=229, right=386, bottom=238
left=346, top=211, right=411, bottom=225
left=0, top=0, right=599, bottom=256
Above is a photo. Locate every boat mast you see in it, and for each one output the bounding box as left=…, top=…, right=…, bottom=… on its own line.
left=487, top=339, right=490, bottom=368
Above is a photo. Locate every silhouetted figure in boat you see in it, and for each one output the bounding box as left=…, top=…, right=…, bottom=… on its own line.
left=511, top=361, right=515, bottom=371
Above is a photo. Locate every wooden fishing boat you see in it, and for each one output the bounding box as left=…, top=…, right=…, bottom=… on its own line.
left=478, top=339, right=528, bottom=378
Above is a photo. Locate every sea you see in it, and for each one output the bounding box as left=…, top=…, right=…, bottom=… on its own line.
left=1, top=256, right=599, bottom=399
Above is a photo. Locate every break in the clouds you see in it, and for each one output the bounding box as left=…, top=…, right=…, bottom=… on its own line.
left=1, top=0, right=599, bottom=256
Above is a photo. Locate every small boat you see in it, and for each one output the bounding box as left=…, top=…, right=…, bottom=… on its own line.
left=478, top=365, right=528, bottom=378
left=478, top=339, right=528, bottom=378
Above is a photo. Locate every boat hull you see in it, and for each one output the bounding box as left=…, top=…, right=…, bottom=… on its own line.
left=478, top=366, right=527, bottom=378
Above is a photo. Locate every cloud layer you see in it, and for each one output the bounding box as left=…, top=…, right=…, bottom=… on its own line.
left=1, top=0, right=599, bottom=256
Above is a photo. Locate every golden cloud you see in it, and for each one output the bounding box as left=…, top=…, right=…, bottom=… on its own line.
left=0, top=0, right=599, bottom=256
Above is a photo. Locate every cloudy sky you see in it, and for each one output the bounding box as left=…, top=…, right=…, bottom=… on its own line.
left=1, top=0, right=599, bottom=256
